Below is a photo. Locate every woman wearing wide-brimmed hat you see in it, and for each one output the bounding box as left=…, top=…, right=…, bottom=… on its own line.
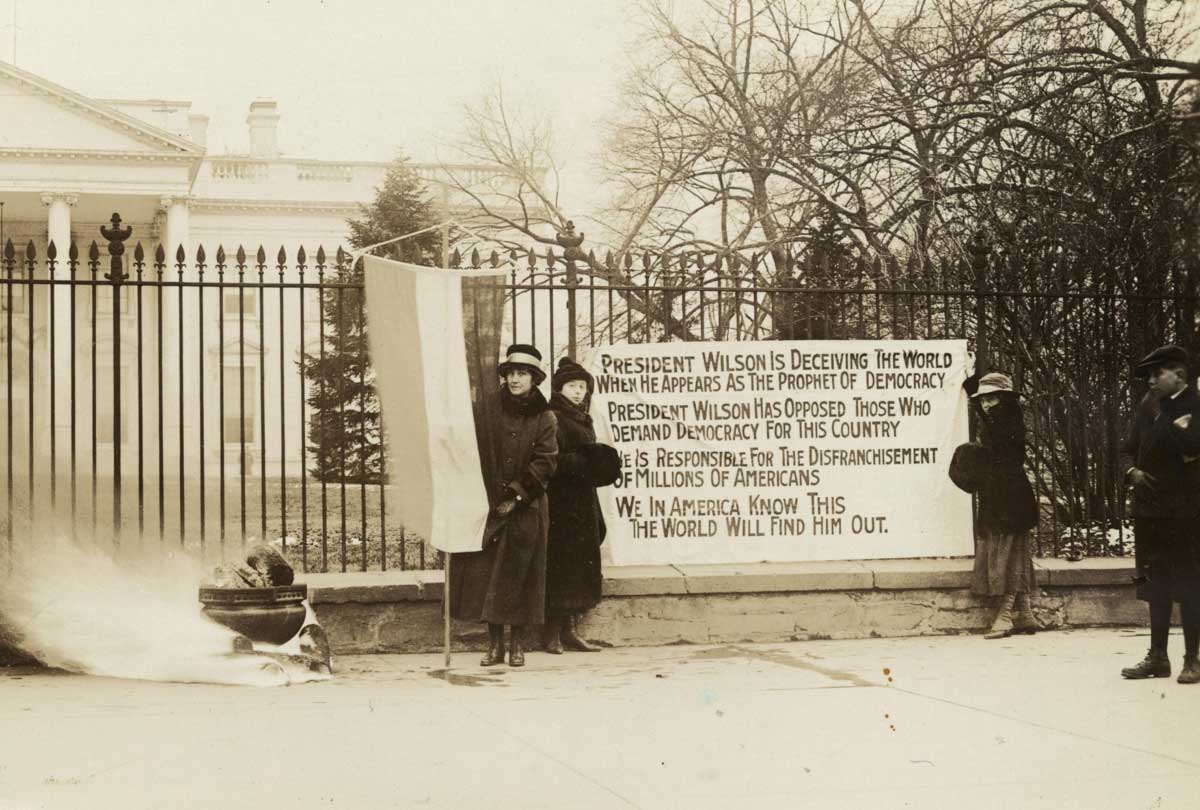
left=965, top=371, right=1039, bottom=639
left=541, top=357, right=622, bottom=654
left=449, top=343, right=558, bottom=668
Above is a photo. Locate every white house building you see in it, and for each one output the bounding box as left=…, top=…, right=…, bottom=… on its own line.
left=0, top=59, right=520, bottom=494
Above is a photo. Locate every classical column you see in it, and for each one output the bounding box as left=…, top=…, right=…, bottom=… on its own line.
left=42, top=193, right=77, bottom=259
left=159, top=196, right=192, bottom=481
left=41, top=193, right=79, bottom=476
left=161, top=195, right=191, bottom=266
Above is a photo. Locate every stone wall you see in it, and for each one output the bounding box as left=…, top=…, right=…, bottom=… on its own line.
left=307, top=557, right=1149, bottom=655
left=0, top=557, right=1150, bottom=666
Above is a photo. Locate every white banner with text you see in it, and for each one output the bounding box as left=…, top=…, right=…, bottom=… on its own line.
left=590, top=340, right=974, bottom=565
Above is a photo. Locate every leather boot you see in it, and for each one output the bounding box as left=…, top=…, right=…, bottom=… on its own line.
left=1177, top=656, right=1200, bottom=685
left=542, top=620, right=564, bottom=655
left=1012, top=593, right=1039, bottom=635
left=561, top=613, right=601, bottom=652
left=480, top=623, right=505, bottom=666
left=1121, top=649, right=1171, bottom=679
left=984, top=594, right=1016, bottom=639
left=509, top=625, right=526, bottom=667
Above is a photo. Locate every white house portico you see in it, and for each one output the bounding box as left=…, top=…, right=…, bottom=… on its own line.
left=0, top=58, right=518, bottom=487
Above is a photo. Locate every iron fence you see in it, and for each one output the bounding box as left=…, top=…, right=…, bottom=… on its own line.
left=1, top=215, right=1195, bottom=571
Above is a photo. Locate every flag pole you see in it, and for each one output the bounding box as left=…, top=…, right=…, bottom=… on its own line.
left=442, top=216, right=452, bottom=672
left=443, top=553, right=451, bottom=669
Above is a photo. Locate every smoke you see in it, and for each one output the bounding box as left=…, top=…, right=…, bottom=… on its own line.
left=0, top=532, right=329, bottom=687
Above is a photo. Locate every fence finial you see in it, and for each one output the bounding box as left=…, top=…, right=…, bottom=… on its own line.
left=101, top=213, right=131, bottom=283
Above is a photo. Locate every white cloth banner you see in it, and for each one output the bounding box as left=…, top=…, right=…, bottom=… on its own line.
left=363, top=256, right=506, bottom=553
left=590, top=339, right=974, bottom=565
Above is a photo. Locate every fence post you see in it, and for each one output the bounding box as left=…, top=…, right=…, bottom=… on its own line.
left=556, top=222, right=585, bottom=359
left=101, top=213, right=132, bottom=541
left=969, top=233, right=992, bottom=371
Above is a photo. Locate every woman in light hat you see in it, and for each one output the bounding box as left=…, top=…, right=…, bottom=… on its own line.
left=966, top=371, right=1039, bottom=638
left=449, top=343, right=558, bottom=667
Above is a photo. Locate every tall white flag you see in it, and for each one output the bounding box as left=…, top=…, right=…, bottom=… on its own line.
left=362, top=256, right=507, bottom=553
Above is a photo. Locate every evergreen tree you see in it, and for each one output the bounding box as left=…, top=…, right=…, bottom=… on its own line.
left=305, top=155, right=444, bottom=482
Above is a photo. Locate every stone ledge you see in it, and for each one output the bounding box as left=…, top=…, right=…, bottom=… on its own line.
left=305, top=557, right=1137, bottom=606
left=603, top=565, right=688, bottom=596
left=671, top=561, right=873, bottom=594
left=307, top=571, right=427, bottom=604
left=1035, top=557, right=1135, bottom=587
left=867, top=558, right=976, bottom=590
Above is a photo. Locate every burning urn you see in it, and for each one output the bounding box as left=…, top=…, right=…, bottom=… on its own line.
left=200, top=545, right=331, bottom=674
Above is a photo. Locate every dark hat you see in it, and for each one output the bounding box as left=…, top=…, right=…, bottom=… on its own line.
left=552, top=356, right=594, bottom=392
left=498, top=343, right=546, bottom=385
left=1133, top=344, right=1190, bottom=378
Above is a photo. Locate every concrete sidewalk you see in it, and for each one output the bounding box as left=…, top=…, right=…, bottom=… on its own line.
left=2, top=628, right=1198, bottom=810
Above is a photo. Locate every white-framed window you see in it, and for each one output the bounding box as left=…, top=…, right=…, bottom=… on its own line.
left=1, top=277, right=27, bottom=314
left=223, top=289, right=258, bottom=318
left=222, top=364, right=257, bottom=444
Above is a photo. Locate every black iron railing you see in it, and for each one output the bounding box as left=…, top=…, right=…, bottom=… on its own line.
left=1, top=216, right=1195, bottom=570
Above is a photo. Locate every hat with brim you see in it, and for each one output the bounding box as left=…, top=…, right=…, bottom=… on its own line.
left=1132, top=344, right=1190, bottom=379
left=498, top=343, right=546, bottom=385
left=971, top=372, right=1016, bottom=398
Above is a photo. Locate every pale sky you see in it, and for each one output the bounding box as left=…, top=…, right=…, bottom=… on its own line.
left=4, top=0, right=1196, bottom=228
left=2, top=0, right=636, bottom=174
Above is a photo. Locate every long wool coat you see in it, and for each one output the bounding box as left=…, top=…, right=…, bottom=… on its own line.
left=974, top=397, right=1038, bottom=535
left=1118, top=386, right=1200, bottom=519
left=545, top=392, right=606, bottom=617
left=449, top=387, right=558, bottom=626
left=1117, top=386, right=1200, bottom=600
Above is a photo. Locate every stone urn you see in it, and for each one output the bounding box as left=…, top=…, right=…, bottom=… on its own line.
left=199, top=584, right=308, bottom=645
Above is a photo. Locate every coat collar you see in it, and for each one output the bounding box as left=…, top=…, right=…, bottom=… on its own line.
left=499, top=385, right=549, bottom=416
left=550, top=391, right=593, bottom=427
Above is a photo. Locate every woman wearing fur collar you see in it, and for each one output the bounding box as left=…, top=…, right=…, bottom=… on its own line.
left=452, top=344, right=558, bottom=668
left=542, top=357, right=620, bottom=654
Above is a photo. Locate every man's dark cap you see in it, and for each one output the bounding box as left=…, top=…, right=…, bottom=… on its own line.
left=1133, top=344, right=1190, bottom=378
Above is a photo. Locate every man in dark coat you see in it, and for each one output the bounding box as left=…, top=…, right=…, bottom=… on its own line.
left=543, top=357, right=613, bottom=654
left=1118, top=344, right=1200, bottom=684
left=449, top=344, right=557, bottom=668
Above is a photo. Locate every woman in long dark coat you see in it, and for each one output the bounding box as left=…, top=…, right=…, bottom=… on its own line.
left=966, top=371, right=1039, bottom=639
left=542, top=358, right=612, bottom=653
left=449, top=344, right=557, bottom=668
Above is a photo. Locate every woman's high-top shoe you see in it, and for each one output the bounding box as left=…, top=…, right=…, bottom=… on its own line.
left=562, top=613, right=601, bottom=652
left=480, top=623, right=505, bottom=666
left=542, top=620, right=564, bottom=655
left=984, top=594, right=1016, bottom=639
left=509, top=625, right=527, bottom=667
left=1012, top=593, right=1039, bottom=635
